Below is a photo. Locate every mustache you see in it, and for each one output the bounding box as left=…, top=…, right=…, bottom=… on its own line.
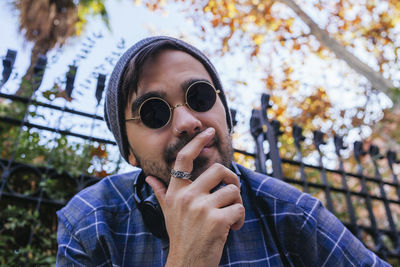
left=164, top=132, right=218, bottom=166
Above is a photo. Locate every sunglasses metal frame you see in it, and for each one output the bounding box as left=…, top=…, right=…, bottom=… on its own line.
left=125, top=81, right=220, bottom=129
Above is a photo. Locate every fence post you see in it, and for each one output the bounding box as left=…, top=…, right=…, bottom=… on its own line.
left=354, top=141, right=387, bottom=259
left=386, top=150, right=400, bottom=255
left=313, top=130, right=334, bottom=213
left=369, top=145, right=400, bottom=253
left=293, top=125, right=309, bottom=192
left=386, top=151, right=400, bottom=202
left=260, top=94, right=283, bottom=179
left=250, top=109, right=267, bottom=174
left=334, top=135, right=360, bottom=239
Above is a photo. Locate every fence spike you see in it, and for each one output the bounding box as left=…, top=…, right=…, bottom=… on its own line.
left=271, top=120, right=283, bottom=138
left=353, top=141, right=366, bottom=161
left=32, top=55, right=47, bottom=91
left=261, top=93, right=272, bottom=113
left=313, top=130, right=326, bottom=149
left=334, top=135, right=347, bottom=155
left=292, top=125, right=305, bottom=147
left=66, top=65, right=77, bottom=98
left=95, top=74, right=106, bottom=105
left=250, top=109, right=263, bottom=138
left=387, top=150, right=400, bottom=166
left=369, top=145, right=384, bottom=160
left=1, top=49, right=17, bottom=89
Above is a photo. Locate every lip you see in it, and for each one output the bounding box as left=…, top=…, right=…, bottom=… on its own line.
left=204, top=140, right=215, bottom=148
left=201, top=142, right=216, bottom=155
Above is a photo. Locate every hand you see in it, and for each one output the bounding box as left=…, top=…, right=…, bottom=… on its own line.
left=146, top=127, right=245, bottom=267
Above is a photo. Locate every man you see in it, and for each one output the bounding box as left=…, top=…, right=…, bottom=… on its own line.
left=56, top=36, right=389, bottom=266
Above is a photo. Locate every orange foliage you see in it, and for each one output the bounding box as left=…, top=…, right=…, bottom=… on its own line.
left=136, top=0, right=400, bottom=153
left=90, top=144, right=108, bottom=158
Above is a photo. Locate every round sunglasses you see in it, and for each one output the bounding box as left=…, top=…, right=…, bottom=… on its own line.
left=126, top=81, right=220, bottom=129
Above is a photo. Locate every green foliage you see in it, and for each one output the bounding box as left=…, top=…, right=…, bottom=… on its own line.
left=40, top=176, right=77, bottom=202
left=0, top=124, right=111, bottom=197
left=0, top=205, right=57, bottom=266
left=76, top=0, right=111, bottom=35
left=0, top=101, right=112, bottom=178
left=0, top=99, right=27, bottom=120
left=388, top=87, right=400, bottom=106
left=0, top=99, right=113, bottom=264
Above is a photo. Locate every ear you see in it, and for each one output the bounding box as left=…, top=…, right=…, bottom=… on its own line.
left=128, top=151, right=138, bottom=166
left=127, top=143, right=139, bottom=166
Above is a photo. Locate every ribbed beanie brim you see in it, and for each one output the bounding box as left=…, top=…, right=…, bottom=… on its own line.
left=104, top=36, right=232, bottom=163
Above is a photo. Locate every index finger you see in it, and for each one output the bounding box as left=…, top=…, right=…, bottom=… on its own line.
left=192, top=163, right=239, bottom=193
left=169, top=127, right=215, bottom=190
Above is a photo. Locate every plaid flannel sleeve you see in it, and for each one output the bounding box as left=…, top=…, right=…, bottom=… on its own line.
left=56, top=213, right=92, bottom=267
left=293, top=195, right=390, bottom=267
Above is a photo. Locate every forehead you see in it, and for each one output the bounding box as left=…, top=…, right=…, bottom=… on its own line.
left=135, top=49, right=213, bottom=97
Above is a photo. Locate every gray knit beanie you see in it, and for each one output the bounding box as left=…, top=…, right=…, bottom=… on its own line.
left=104, top=36, right=232, bottom=163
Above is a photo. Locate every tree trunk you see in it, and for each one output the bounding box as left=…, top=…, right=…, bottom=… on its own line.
left=277, top=0, right=397, bottom=100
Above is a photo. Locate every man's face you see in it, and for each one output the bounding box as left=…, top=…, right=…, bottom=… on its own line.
left=124, top=49, right=233, bottom=184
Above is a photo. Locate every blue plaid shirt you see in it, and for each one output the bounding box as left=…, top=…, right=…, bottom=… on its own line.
left=57, top=164, right=389, bottom=266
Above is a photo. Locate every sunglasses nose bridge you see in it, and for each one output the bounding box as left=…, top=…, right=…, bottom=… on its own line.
left=170, top=101, right=202, bottom=135
left=170, top=102, right=188, bottom=111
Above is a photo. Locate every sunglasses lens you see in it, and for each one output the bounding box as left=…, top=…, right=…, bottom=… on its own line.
left=136, top=82, right=217, bottom=129
left=140, top=98, right=171, bottom=129
left=187, top=82, right=217, bottom=112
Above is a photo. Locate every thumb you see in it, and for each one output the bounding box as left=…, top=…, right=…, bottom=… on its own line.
left=145, top=176, right=167, bottom=208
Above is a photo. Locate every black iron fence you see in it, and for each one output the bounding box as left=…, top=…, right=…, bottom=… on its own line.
left=249, top=94, right=400, bottom=263
left=0, top=49, right=399, bottom=265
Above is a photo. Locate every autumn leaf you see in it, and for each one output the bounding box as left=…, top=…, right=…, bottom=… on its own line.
left=41, top=83, right=73, bottom=102
left=90, top=144, right=108, bottom=158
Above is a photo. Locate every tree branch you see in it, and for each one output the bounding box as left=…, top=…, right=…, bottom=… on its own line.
left=277, top=0, right=397, bottom=99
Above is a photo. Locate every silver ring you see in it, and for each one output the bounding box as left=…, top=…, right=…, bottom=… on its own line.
left=170, top=169, right=191, bottom=180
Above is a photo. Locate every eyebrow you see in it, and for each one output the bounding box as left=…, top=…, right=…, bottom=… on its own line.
left=180, top=78, right=211, bottom=93
left=130, top=91, right=167, bottom=116
left=130, top=78, right=212, bottom=115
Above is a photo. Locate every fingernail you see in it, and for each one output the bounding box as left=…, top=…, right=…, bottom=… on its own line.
left=205, top=127, right=214, bottom=135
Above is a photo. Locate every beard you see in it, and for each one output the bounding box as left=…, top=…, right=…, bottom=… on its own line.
left=132, top=131, right=233, bottom=184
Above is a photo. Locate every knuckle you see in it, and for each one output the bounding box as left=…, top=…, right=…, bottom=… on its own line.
left=237, top=204, right=245, bottom=217
left=212, top=162, right=225, bottom=172
left=226, top=184, right=240, bottom=194
left=192, top=201, right=207, bottom=214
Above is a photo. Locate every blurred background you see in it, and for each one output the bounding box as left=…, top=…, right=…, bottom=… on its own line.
left=0, top=0, right=399, bottom=265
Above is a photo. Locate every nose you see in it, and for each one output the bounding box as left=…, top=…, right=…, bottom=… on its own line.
left=171, top=105, right=202, bottom=137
